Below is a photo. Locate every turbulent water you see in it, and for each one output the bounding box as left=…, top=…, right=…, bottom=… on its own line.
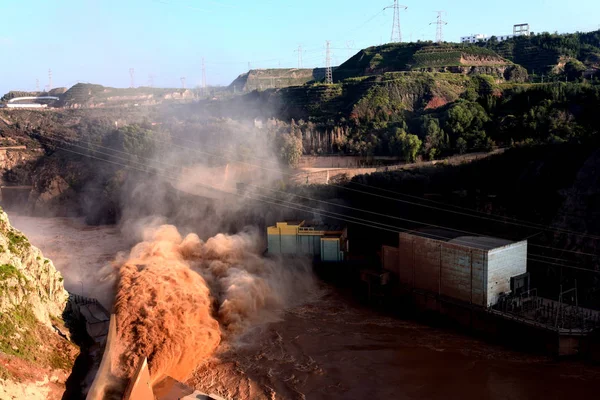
left=11, top=215, right=600, bottom=400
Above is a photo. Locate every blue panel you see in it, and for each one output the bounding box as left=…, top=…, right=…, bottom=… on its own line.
left=280, top=235, right=297, bottom=254
left=267, top=234, right=281, bottom=254
left=321, top=239, right=340, bottom=262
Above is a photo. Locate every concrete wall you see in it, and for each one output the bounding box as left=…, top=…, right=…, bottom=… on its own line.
left=396, top=233, right=487, bottom=307
left=381, top=245, right=399, bottom=275
left=297, top=156, right=400, bottom=169
left=487, top=241, right=527, bottom=306
left=299, top=234, right=322, bottom=257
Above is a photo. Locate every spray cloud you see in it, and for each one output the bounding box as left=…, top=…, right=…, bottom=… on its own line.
left=112, top=221, right=314, bottom=386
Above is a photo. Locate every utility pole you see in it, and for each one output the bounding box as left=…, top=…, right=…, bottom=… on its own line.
left=35, top=79, right=39, bottom=92
left=180, top=76, right=186, bottom=89
left=430, top=11, right=448, bottom=44
left=129, top=68, right=135, bottom=88
left=325, top=40, right=333, bottom=84
left=384, top=1, right=407, bottom=43
left=201, top=57, right=207, bottom=94
left=295, top=45, right=303, bottom=68
left=48, top=69, right=53, bottom=91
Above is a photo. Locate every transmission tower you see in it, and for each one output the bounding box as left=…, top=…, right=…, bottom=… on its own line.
left=129, top=68, right=135, bottom=88
left=201, top=57, right=207, bottom=92
left=384, top=1, right=407, bottom=43
left=325, top=40, right=333, bottom=84
left=295, top=45, right=303, bottom=68
left=35, top=79, right=39, bottom=92
left=180, top=77, right=186, bottom=89
left=345, top=41, right=355, bottom=59
left=430, top=11, right=448, bottom=44
left=48, top=69, right=53, bottom=91
left=148, top=74, right=154, bottom=88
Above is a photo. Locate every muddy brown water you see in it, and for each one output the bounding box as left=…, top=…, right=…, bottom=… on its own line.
left=10, top=215, right=600, bottom=400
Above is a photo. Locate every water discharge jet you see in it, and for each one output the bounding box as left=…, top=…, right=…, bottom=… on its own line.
left=105, top=223, right=314, bottom=395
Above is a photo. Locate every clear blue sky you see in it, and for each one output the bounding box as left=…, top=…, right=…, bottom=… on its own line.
left=1, top=0, right=598, bottom=94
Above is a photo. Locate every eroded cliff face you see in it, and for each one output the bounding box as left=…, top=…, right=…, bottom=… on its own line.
left=0, top=208, right=77, bottom=400
left=0, top=209, right=68, bottom=323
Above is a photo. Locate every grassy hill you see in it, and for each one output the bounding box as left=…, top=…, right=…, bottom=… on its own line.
left=333, top=43, right=522, bottom=82
left=59, top=83, right=196, bottom=107
left=477, top=30, right=600, bottom=77
left=228, top=68, right=328, bottom=92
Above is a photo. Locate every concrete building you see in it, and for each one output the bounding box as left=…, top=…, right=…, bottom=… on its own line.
left=460, top=23, right=531, bottom=44
left=382, top=229, right=600, bottom=356
left=267, top=220, right=348, bottom=262
left=382, top=229, right=527, bottom=307
left=460, top=33, right=488, bottom=44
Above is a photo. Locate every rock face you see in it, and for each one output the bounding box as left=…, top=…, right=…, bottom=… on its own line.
left=0, top=208, right=76, bottom=400
left=0, top=209, right=68, bottom=325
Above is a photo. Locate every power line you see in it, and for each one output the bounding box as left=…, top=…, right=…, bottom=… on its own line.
left=36, top=132, right=600, bottom=264
left=44, top=110, right=600, bottom=247
left=39, top=138, right=600, bottom=275
left=384, top=1, right=407, bottom=43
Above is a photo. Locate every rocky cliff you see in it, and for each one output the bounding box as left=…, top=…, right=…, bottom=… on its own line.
left=0, top=208, right=77, bottom=400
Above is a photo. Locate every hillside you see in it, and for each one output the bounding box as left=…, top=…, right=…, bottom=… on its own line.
left=477, top=30, right=600, bottom=78
left=228, top=68, right=328, bottom=92
left=334, top=43, right=526, bottom=82
left=58, top=83, right=197, bottom=108
left=0, top=209, right=77, bottom=399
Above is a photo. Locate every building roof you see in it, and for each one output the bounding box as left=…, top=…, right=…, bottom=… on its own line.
left=448, top=236, right=514, bottom=251
left=403, top=228, right=517, bottom=251
left=270, top=220, right=345, bottom=233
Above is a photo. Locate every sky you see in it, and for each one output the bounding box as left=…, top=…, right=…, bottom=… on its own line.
left=0, top=0, right=599, bottom=94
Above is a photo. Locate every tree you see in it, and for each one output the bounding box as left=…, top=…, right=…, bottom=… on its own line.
left=276, top=133, right=303, bottom=167
left=456, top=137, right=467, bottom=154
left=564, top=59, right=586, bottom=81
left=421, top=118, right=448, bottom=160
left=389, top=128, right=422, bottom=162
left=102, top=124, right=157, bottom=160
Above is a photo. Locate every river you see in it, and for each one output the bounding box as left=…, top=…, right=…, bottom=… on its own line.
left=9, top=214, right=600, bottom=400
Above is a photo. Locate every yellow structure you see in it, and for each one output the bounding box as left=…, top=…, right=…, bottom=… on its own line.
left=267, top=220, right=347, bottom=262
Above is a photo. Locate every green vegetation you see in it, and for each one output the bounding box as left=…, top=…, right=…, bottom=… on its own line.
left=60, top=83, right=194, bottom=106
left=389, top=129, right=422, bottom=161
left=334, top=42, right=513, bottom=81
left=0, top=306, right=39, bottom=360
left=6, top=231, right=29, bottom=255
left=478, top=30, right=600, bottom=79
left=229, top=68, right=327, bottom=91
left=0, top=264, right=25, bottom=282
left=0, top=306, right=74, bottom=371
left=0, top=91, right=41, bottom=102
left=102, top=124, right=157, bottom=160
left=276, top=132, right=303, bottom=167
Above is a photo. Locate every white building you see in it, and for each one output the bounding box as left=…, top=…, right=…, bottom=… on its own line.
left=460, top=34, right=517, bottom=44
left=382, top=229, right=528, bottom=307
left=460, top=24, right=531, bottom=44
left=460, top=33, right=488, bottom=44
